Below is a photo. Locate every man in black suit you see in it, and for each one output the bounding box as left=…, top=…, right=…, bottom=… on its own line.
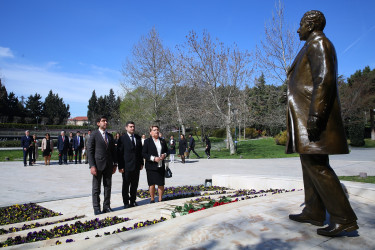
left=57, top=131, right=69, bottom=165
left=21, top=130, right=33, bottom=167
left=88, top=115, right=117, bottom=215
left=188, top=134, right=201, bottom=158
left=117, top=121, right=143, bottom=208
left=73, top=131, right=84, bottom=164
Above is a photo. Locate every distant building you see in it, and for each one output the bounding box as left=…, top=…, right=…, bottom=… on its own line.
left=67, top=116, right=89, bottom=126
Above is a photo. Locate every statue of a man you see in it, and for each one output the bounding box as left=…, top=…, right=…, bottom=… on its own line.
left=286, top=10, right=358, bottom=237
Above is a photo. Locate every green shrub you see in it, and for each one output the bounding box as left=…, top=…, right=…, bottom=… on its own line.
left=348, top=120, right=365, bottom=146
left=0, top=140, right=21, bottom=147
left=274, top=130, right=287, bottom=145
left=245, top=128, right=259, bottom=139
left=212, top=128, right=226, bottom=138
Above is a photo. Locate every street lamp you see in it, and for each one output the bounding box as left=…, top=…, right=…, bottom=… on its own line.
left=36, top=116, right=39, bottom=130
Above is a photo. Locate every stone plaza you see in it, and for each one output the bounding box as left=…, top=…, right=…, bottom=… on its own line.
left=0, top=147, right=374, bottom=249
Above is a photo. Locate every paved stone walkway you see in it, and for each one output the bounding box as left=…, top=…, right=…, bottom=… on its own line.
left=0, top=147, right=374, bottom=249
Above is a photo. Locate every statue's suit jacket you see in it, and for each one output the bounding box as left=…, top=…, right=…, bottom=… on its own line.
left=88, top=130, right=117, bottom=171
left=286, top=31, right=348, bottom=155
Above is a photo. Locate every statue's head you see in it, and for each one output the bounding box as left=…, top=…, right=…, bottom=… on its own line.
left=298, top=10, right=326, bottom=41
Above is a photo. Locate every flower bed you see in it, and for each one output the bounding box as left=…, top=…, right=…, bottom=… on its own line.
left=0, top=216, right=84, bottom=235
left=172, top=197, right=238, bottom=218
left=172, top=188, right=300, bottom=218
left=0, top=216, right=130, bottom=247
left=0, top=203, right=61, bottom=226
left=137, top=185, right=229, bottom=199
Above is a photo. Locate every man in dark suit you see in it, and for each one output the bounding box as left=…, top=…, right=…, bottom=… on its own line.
left=286, top=10, right=358, bottom=237
left=117, top=121, right=143, bottom=208
left=57, top=131, right=69, bottom=165
left=21, top=130, right=33, bottom=167
left=88, top=115, right=117, bottom=215
left=73, top=131, right=84, bottom=164
left=188, top=134, right=201, bottom=158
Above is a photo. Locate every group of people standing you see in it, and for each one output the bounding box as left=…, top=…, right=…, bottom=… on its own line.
left=87, top=116, right=212, bottom=215
left=21, top=130, right=92, bottom=166
left=169, top=134, right=211, bottom=164
left=56, top=130, right=91, bottom=165
left=21, top=130, right=39, bottom=166
left=88, top=116, right=170, bottom=215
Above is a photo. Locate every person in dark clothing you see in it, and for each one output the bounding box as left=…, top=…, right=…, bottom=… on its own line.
left=204, top=135, right=211, bottom=159
left=73, top=131, right=84, bottom=164
left=21, top=130, right=33, bottom=167
left=57, top=131, right=69, bottom=165
left=117, top=122, right=143, bottom=208
left=188, top=134, right=201, bottom=158
left=88, top=115, right=118, bottom=215
left=178, top=134, right=187, bottom=163
left=68, top=132, right=74, bottom=162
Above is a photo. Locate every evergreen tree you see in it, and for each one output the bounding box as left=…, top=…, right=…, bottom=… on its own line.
left=43, top=90, right=70, bottom=124
left=25, top=93, right=43, bottom=122
left=7, top=92, right=25, bottom=121
left=0, top=79, right=8, bottom=119
left=87, top=90, right=98, bottom=123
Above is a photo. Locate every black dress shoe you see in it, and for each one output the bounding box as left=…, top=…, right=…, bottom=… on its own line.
left=129, top=202, right=138, bottom=207
left=94, top=209, right=101, bottom=215
left=317, top=222, right=358, bottom=237
left=124, top=204, right=130, bottom=209
left=289, top=213, right=324, bottom=226
left=102, top=207, right=114, bottom=213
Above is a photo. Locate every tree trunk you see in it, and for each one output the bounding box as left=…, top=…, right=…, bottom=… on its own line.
left=226, top=122, right=235, bottom=155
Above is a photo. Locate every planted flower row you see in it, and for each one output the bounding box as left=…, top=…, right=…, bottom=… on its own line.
left=54, top=217, right=167, bottom=246
left=0, top=203, right=61, bottom=226
left=0, top=215, right=85, bottom=235
left=137, top=185, right=228, bottom=199
left=0, top=216, right=130, bottom=247
left=172, top=188, right=300, bottom=218
left=172, top=197, right=238, bottom=218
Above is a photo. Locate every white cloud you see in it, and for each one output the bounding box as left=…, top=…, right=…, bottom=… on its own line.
left=0, top=47, right=14, bottom=58
left=0, top=62, right=122, bottom=117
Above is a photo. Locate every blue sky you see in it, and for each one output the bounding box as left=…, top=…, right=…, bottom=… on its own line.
left=0, top=0, right=374, bottom=118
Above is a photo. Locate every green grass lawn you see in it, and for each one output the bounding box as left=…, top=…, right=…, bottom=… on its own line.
left=190, top=137, right=299, bottom=159
left=338, top=176, right=375, bottom=184
left=0, top=150, right=62, bottom=162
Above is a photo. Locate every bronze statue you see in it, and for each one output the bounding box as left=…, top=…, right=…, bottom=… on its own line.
left=286, top=10, right=358, bottom=237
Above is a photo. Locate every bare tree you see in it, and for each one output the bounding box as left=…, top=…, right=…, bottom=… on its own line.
left=182, top=30, right=253, bottom=154
left=256, top=0, right=300, bottom=85
left=121, top=27, right=167, bottom=123
left=164, top=47, right=187, bottom=135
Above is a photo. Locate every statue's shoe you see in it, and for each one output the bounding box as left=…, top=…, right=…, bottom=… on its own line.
left=289, top=213, right=324, bottom=226
left=317, top=222, right=358, bottom=237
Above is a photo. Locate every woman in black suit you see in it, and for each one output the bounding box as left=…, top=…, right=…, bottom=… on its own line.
left=142, top=125, right=169, bottom=203
left=178, top=134, right=187, bottom=163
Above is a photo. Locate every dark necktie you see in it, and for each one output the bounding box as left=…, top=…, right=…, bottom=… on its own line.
left=131, top=135, right=135, bottom=147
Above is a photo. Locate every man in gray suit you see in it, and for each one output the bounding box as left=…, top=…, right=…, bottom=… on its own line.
left=88, top=116, right=117, bottom=215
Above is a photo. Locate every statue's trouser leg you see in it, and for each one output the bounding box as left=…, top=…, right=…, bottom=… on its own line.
left=300, top=154, right=357, bottom=224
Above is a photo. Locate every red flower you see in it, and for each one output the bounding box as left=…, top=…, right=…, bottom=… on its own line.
left=188, top=209, right=195, bottom=214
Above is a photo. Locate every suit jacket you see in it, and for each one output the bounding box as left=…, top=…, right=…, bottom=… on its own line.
left=57, top=135, right=69, bottom=151
left=117, top=133, right=143, bottom=171
left=286, top=31, right=348, bottom=155
left=73, top=135, right=84, bottom=150
left=41, top=138, right=54, bottom=151
left=142, top=137, right=169, bottom=171
left=189, top=137, right=195, bottom=148
left=88, top=130, right=117, bottom=171
left=21, top=136, right=33, bottom=149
